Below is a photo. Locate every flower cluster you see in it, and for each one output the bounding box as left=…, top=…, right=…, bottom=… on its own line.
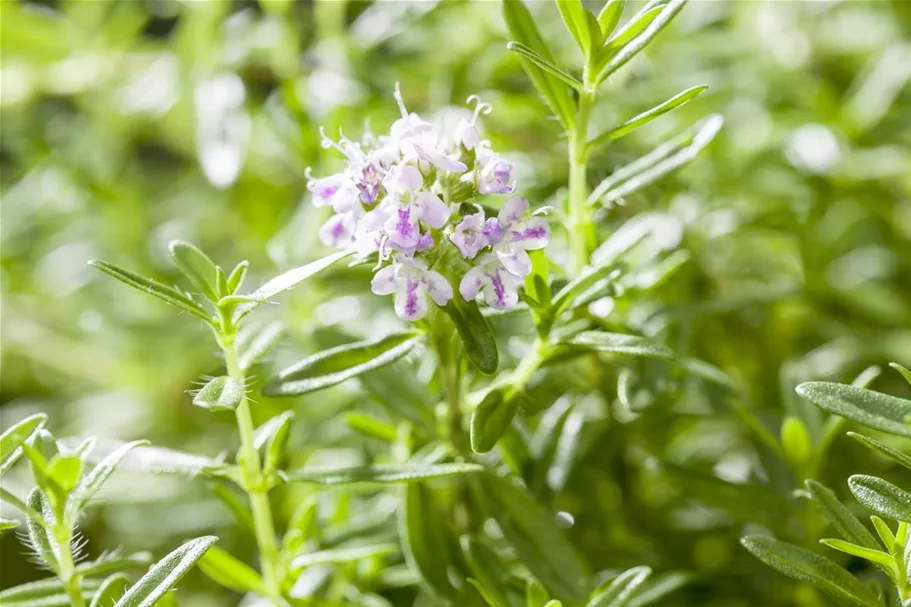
left=307, top=85, right=550, bottom=321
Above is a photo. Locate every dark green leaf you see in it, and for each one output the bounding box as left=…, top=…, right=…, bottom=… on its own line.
left=193, top=376, right=245, bottom=412
left=503, top=0, right=576, bottom=129
left=197, top=544, right=266, bottom=595
left=565, top=331, right=673, bottom=359
left=470, top=388, right=517, bottom=454
left=67, top=440, right=147, bottom=521
left=461, top=535, right=515, bottom=607
left=442, top=295, right=499, bottom=374
left=285, top=462, right=482, bottom=485
left=399, top=483, right=457, bottom=598
left=168, top=240, right=218, bottom=301
left=482, top=474, right=590, bottom=602
left=507, top=42, right=584, bottom=92
left=88, top=260, right=213, bottom=324
left=849, top=475, right=911, bottom=523
left=113, top=536, right=218, bottom=607
left=805, top=480, right=879, bottom=550
left=587, top=566, right=651, bottom=607
left=0, top=413, right=47, bottom=475
left=796, top=382, right=911, bottom=436
left=587, top=85, right=708, bottom=151
left=847, top=432, right=911, bottom=471
left=740, top=535, right=880, bottom=607
left=264, top=332, right=423, bottom=396
left=89, top=575, right=130, bottom=607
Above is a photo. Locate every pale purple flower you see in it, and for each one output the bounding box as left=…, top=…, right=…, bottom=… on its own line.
left=449, top=209, right=490, bottom=259
left=492, top=196, right=551, bottom=277
left=319, top=206, right=362, bottom=248
left=359, top=190, right=449, bottom=256
left=371, top=256, right=453, bottom=321
left=307, top=171, right=360, bottom=213
left=478, top=153, right=515, bottom=195
left=454, top=95, right=492, bottom=151
left=459, top=253, right=524, bottom=309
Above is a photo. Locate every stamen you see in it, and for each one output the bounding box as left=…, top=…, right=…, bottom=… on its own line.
left=319, top=127, right=346, bottom=155
left=393, top=82, right=409, bottom=119
left=467, top=94, right=493, bottom=123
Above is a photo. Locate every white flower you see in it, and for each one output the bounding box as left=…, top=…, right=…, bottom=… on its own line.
left=491, top=196, right=551, bottom=277
left=459, top=253, right=524, bottom=309
left=371, top=256, right=453, bottom=321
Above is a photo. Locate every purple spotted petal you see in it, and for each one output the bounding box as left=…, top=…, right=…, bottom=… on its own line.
left=459, top=266, right=486, bottom=302
left=484, top=267, right=520, bottom=309
left=319, top=213, right=355, bottom=248
left=508, top=217, right=550, bottom=250
left=371, top=265, right=398, bottom=295
left=496, top=247, right=532, bottom=277
left=415, top=232, right=435, bottom=252
left=498, top=195, right=528, bottom=227
left=421, top=270, right=453, bottom=306
left=384, top=204, right=421, bottom=250
left=394, top=277, right=428, bottom=321
left=483, top=217, right=505, bottom=245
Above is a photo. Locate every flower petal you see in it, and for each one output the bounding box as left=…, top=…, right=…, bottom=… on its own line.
left=384, top=204, right=422, bottom=250
left=498, top=195, right=528, bottom=227
left=394, top=278, right=428, bottom=321
left=508, top=217, right=550, bottom=251
left=417, top=192, right=450, bottom=229
left=371, top=264, right=398, bottom=296
left=319, top=213, right=354, bottom=248
left=421, top=270, right=453, bottom=306
left=459, top=266, right=486, bottom=302
left=497, top=246, right=532, bottom=277
left=484, top=268, right=520, bottom=309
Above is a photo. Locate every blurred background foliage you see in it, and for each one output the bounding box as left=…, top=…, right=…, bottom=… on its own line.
left=2, top=0, right=911, bottom=605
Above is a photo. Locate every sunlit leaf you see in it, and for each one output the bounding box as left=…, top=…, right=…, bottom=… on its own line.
left=587, top=566, right=651, bottom=607
left=193, top=376, right=244, bottom=412
left=796, top=382, right=911, bottom=436
left=67, top=440, right=148, bottom=521
left=0, top=413, right=47, bottom=475
left=285, top=462, right=482, bottom=485
left=113, top=536, right=217, bottom=607
left=507, top=42, right=583, bottom=92
left=89, top=575, right=130, bottom=607
left=291, top=543, right=398, bottom=569
left=564, top=331, right=673, bottom=359
left=197, top=545, right=266, bottom=595
left=597, top=0, right=625, bottom=37
left=847, top=432, right=911, bottom=471
left=849, top=475, right=911, bottom=523
left=168, top=240, right=218, bottom=301
left=805, top=480, right=879, bottom=550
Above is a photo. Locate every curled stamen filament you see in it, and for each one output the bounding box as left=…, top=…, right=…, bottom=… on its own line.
left=467, top=94, right=493, bottom=123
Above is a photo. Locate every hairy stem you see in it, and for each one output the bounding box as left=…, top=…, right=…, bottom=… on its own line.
left=54, top=525, right=84, bottom=607
left=220, top=334, right=283, bottom=604
left=568, top=91, right=596, bottom=272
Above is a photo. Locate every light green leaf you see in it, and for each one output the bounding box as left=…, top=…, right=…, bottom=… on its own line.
left=26, top=489, right=59, bottom=574
left=507, top=42, right=584, bottom=92
left=805, top=480, right=879, bottom=550
left=503, top=0, right=576, bottom=129
left=550, top=260, right=623, bottom=318
left=527, top=578, right=551, bottom=607
left=796, top=382, right=911, bottom=436
left=193, top=376, right=245, bottom=412
left=88, top=260, right=213, bottom=324
left=848, top=432, right=911, bottom=471
left=76, top=551, right=153, bottom=578
left=237, top=320, right=284, bottom=370
left=890, top=363, right=911, bottom=388
left=77, top=440, right=218, bottom=477
left=263, top=411, right=293, bottom=473
left=399, top=482, right=457, bottom=598
left=587, top=566, right=651, bottom=607
left=589, top=114, right=724, bottom=207
left=226, top=260, right=249, bottom=294
left=0, top=413, right=48, bottom=475
left=67, top=440, right=148, bottom=521
left=0, top=578, right=103, bottom=607
left=849, top=475, right=911, bottom=523
left=597, top=0, right=625, bottom=37
left=237, top=249, right=352, bottom=317
left=168, top=240, right=218, bottom=301
left=595, top=0, right=688, bottom=84
left=870, top=516, right=896, bottom=552
left=291, top=543, right=398, bottom=569
left=0, top=518, right=19, bottom=533
left=461, top=535, right=514, bottom=607
left=197, top=544, right=266, bottom=595
left=113, top=536, right=217, bottom=607
left=442, top=295, right=499, bottom=374
left=819, top=539, right=896, bottom=572
left=89, top=574, right=130, bottom=607
left=285, top=462, right=482, bottom=485
left=264, top=332, right=423, bottom=396
left=482, top=474, right=590, bottom=602
left=597, top=6, right=662, bottom=62
left=741, top=535, right=881, bottom=607
left=554, top=0, right=594, bottom=58
left=565, top=331, right=673, bottom=359
left=470, top=388, right=516, bottom=454
left=627, top=572, right=690, bottom=607
left=780, top=416, right=812, bottom=470
left=587, top=85, right=708, bottom=152
left=344, top=412, right=399, bottom=442
left=210, top=483, right=255, bottom=534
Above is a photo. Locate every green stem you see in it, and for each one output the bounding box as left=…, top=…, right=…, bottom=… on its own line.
left=505, top=338, right=550, bottom=402
left=436, top=337, right=466, bottom=454
left=54, top=525, right=85, bottom=607
left=568, top=91, right=596, bottom=272
left=220, top=334, right=283, bottom=605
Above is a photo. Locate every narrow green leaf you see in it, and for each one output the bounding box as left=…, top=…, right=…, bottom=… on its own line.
left=285, top=462, right=482, bottom=485
left=399, top=483, right=457, bottom=598
left=598, top=6, right=662, bottom=60
left=587, top=85, right=708, bottom=151
left=596, top=0, right=688, bottom=84
left=210, top=483, right=255, bottom=534
left=587, top=566, right=651, bottom=607
left=237, top=250, right=352, bottom=317
left=796, top=382, right=911, bottom=437
left=237, top=321, right=284, bottom=370
left=507, top=42, right=584, bottom=92
left=565, top=331, right=673, bottom=359
left=168, top=240, right=218, bottom=301
left=193, top=376, right=245, bottom=412
left=503, top=0, right=576, bottom=129
left=525, top=249, right=552, bottom=311
left=589, top=114, right=724, bottom=207
left=197, top=545, right=266, bottom=595
left=291, top=543, right=398, bottom=569
left=76, top=551, right=153, bottom=578
left=215, top=266, right=229, bottom=299
left=113, top=536, right=217, bottom=607
left=89, top=575, right=130, bottom=607
left=780, top=416, right=812, bottom=470
left=470, top=388, right=517, bottom=454
left=597, top=0, right=625, bottom=37
left=627, top=572, right=690, bottom=607
left=264, top=332, right=423, bottom=396
left=554, top=0, right=593, bottom=57
left=443, top=295, right=499, bottom=374
left=47, top=454, right=83, bottom=497
left=741, top=535, right=880, bottom=607
left=77, top=440, right=217, bottom=477
left=0, top=413, right=48, bottom=475
left=848, top=432, right=911, bottom=471
left=0, top=578, right=103, bottom=607
left=263, top=411, right=293, bottom=473
left=0, top=518, right=19, bottom=533
left=67, top=440, right=148, bottom=521
left=344, top=412, right=399, bottom=442
left=527, top=578, right=551, bottom=607
left=88, top=260, right=213, bottom=324
left=482, top=474, right=590, bottom=602
left=819, top=539, right=896, bottom=571
left=26, top=489, right=59, bottom=574
left=849, top=475, right=911, bottom=523
left=805, top=480, right=879, bottom=550
left=890, top=363, right=911, bottom=388
left=226, top=260, right=250, bottom=294
left=461, top=535, right=514, bottom=607
left=870, top=516, right=895, bottom=552
left=0, top=486, right=48, bottom=529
